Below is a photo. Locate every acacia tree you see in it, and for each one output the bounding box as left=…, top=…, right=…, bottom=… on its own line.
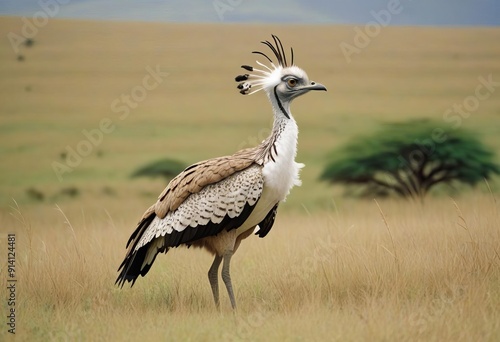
left=320, top=120, right=500, bottom=198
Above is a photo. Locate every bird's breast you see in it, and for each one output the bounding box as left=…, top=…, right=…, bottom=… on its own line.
left=236, top=119, right=303, bottom=236
left=262, top=119, right=303, bottom=202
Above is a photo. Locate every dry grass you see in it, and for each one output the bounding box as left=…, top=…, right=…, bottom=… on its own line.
left=1, top=193, right=499, bottom=341
left=1, top=17, right=500, bottom=341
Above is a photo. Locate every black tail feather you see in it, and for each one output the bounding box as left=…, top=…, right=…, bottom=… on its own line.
left=116, top=213, right=156, bottom=287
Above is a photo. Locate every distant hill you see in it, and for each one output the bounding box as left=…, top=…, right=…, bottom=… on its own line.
left=1, top=0, right=499, bottom=26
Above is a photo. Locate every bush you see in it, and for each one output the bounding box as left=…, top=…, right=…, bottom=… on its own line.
left=320, top=119, right=500, bottom=198
left=131, top=158, right=187, bottom=181
left=26, top=187, right=44, bottom=201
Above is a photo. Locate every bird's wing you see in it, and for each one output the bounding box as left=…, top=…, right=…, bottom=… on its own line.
left=121, top=147, right=261, bottom=253
left=136, top=163, right=263, bottom=250
left=116, top=161, right=264, bottom=287
left=255, top=203, right=278, bottom=238
left=154, top=147, right=261, bottom=218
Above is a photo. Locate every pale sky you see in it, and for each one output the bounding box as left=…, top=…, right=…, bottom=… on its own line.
left=1, top=0, right=499, bottom=26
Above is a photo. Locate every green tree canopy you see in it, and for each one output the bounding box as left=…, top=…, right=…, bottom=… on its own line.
left=320, top=120, right=500, bottom=198
left=131, top=158, right=187, bottom=181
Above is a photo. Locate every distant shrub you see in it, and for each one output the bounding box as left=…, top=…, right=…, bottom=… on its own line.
left=101, top=186, right=116, bottom=196
left=320, top=119, right=500, bottom=198
left=131, top=158, right=187, bottom=181
left=24, top=38, right=34, bottom=47
left=26, top=187, right=44, bottom=201
left=59, top=187, right=80, bottom=198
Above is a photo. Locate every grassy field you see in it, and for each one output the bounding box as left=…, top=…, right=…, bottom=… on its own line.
left=2, top=194, right=499, bottom=341
left=1, top=17, right=500, bottom=341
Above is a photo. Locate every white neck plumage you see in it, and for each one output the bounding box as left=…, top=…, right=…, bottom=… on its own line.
left=259, top=93, right=298, bottom=164
left=258, top=93, right=302, bottom=201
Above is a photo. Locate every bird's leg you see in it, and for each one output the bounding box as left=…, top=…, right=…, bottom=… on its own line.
left=221, top=251, right=237, bottom=310
left=208, top=254, right=223, bottom=309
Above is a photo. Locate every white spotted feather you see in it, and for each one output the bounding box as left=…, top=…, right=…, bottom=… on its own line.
left=136, top=164, right=264, bottom=252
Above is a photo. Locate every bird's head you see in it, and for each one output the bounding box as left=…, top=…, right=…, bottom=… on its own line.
left=235, top=35, right=326, bottom=110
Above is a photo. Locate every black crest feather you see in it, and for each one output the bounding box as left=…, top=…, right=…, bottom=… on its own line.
left=252, top=34, right=294, bottom=67
left=234, top=35, right=294, bottom=95
left=235, top=74, right=249, bottom=82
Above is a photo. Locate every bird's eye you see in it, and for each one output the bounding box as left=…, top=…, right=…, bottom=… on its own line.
left=287, top=78, right=297, bottom=87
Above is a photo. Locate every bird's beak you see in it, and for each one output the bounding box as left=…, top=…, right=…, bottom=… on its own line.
left=301, top=82, right=327, bottom=91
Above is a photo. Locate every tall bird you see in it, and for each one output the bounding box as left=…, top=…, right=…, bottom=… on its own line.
left=116, top=35, right=326, bottom=309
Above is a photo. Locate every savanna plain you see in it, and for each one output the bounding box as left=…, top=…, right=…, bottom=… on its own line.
left=1, top=17, right=500, bottom=341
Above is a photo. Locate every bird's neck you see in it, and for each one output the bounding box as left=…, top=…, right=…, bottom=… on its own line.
left=257, top=98, right=303, bottom=201
left=259, top=99, right=298, bottom=164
